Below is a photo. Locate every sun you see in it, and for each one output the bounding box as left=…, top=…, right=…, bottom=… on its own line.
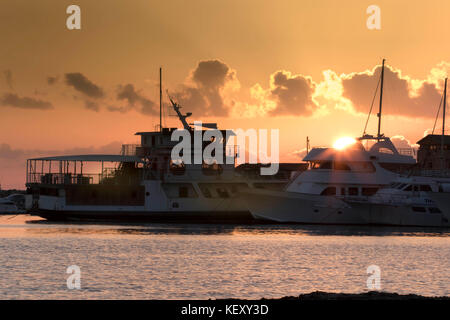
left=333, top=137, right=357, bottom=150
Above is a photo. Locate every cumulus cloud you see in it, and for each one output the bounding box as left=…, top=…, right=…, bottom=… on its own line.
left=341, top=64, right=442, bottom=118
left=0, top=93, right=53, bottom=110
left=268, top=71, right=318, bottom=116
left=65, top=73, right=104, bottom=98
left=115, top=83, right=157, bottom=115
left=175, top=60, right=239, bottom=117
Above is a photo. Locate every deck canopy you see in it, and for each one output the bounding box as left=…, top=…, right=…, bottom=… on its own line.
left=28, top=154, right=144, bottom=163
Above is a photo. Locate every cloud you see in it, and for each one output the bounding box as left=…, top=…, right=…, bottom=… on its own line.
left=292, top=147, right=308, bottom=159
left=84, top=100, right=100, bottom=112
left=115, top=83, right=157, bottom=115
left=341, top=64, right=442, bottom=118
left=234, top=70, right=319, bottom=118
left=3, top=70, right=13, bottom=89
left=65, top=73, right=104, bottom=98
left=268, top=71, right=318, bottom=116
left=47, top=76, right=58, bottom=85
left=391, top=135, right=419, bottom=150
left=175, top=59, right=239, bottom=117
left=0, top=93, right=53, bottom=110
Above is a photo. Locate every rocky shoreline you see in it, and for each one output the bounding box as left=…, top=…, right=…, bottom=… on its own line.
left=266, top=291, right=449, bottom=300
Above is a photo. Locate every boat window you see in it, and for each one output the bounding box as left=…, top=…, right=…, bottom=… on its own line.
left=341, top=187, right=346, bottom=196
left=404, top=185, right=412, bottom=191
left=412, top=206, right=426, bottom=212
left=413, top=185, right=419, bottom=192
left=348, top=187, right=358, bottom=196
left=320, top=187, right=336, bottom=196
left=397, top=183, right=407, bottom=190
left=319, top=162, right=332, bottom=170
left=420, top=185, right=432, bottom=192
left=334, top=162, right=351, bottom=171
left=311, top=162, right=321, bottom=169
left=429, top=207, right=442, bottom=214
left=362, top=187, right=378, bottom=196
left=351, top=162, right=376, bottom=172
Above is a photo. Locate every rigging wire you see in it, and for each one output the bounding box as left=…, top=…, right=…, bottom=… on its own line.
left=432, top=93, right=444, bottom=134
left=363, top=75, right=381, bottom=135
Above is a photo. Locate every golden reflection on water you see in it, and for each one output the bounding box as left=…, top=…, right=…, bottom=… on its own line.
left=1, top=214, right=449, bottom=239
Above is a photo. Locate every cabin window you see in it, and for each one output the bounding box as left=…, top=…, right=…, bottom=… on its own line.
left=362, top=187, right=378, bottom=196
left=320, top=187, right=336, bottom=196
left=348, top=187, right=358, bottom=196
left=334, top=162, right=351, bottom=171
left=412, top=206, right=426, bottom=212
left=341, top=187, right=346, bottom=196
left=151, top=136, right=156, bottom=146
left=420, top=185, right=432, bottom=192
left=319, top=162, right=332, bottom=170
left=352, top=162, right=376, bottom=173
left=404, top=185, right=412, bottom=191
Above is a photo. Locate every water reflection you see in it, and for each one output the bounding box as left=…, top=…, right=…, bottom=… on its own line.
left=0, top=214, right=445, bottom=237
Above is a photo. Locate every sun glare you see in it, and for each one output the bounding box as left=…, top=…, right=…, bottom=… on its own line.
left=333, top=137, right=357, bottom=150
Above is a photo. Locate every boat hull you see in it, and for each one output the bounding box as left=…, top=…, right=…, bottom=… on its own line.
left=30, top=208, right=254, bottom=223
left=241, top=189, right=368, bottom=225
left=346, top=201, right=449, bottom=227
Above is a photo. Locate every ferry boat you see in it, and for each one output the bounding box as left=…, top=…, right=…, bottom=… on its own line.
left=26, top=73, right=303, bottom=222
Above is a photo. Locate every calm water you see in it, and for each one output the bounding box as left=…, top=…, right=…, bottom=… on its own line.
left=0, top=214, right=449, bottom=299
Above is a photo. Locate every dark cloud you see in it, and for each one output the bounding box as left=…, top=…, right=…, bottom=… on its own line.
left=0, top=93, right=53, bottom=110
left=3, top=70, right=13, bottom=89
left=115, top=83, right=157, bottom=115
left=47, top=76, right=58, bottom=85
left=65, top=73, right=104, bottom=98
left=342, top=65, right=441, bottom=118
left=84, top=100, right=100, bottom=112
left=268, top=71, right=318, bottom=116
left=175, top=59, right=236, bottom=117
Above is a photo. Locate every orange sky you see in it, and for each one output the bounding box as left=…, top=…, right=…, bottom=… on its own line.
left=1, top=0, right=450, bottom=189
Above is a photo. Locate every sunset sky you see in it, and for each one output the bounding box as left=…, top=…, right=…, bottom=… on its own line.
left=1, top=0, right=450, bottom=189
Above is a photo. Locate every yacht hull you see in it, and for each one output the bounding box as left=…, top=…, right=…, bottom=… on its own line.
left=30, top=209, right=254, bottom=223
left=242, top=189, right=368, bottom=225
left=347, top=202, right=449, bottom=227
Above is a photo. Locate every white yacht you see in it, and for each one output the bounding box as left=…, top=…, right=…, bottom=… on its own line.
left=344, top=176, right=450, bottom=227
left=242, top=136, right=415, bottom=224
left=242, top=59, right=418, bottom=224
left=344, top=77, right=450, bottom=227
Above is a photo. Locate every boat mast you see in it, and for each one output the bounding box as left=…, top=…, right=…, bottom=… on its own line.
left=377, top=59, right=385, bottom=140
left=159, top=67, right=162, bottom=132
left=441, top=77, right=447, bottom=170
